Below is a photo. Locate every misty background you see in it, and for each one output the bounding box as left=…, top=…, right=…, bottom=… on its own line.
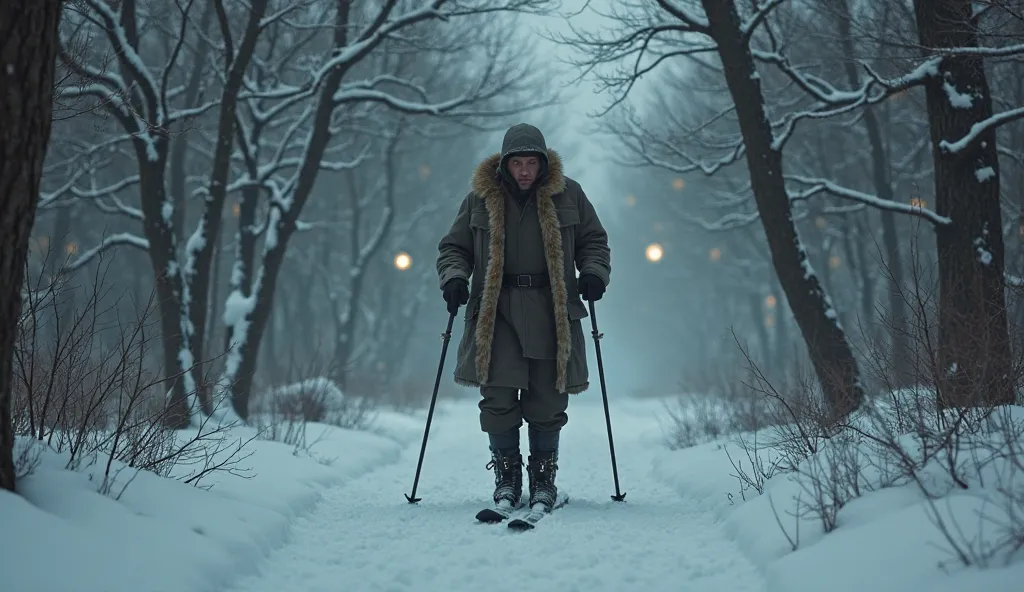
left=26, top=0, right=1024, bottom=422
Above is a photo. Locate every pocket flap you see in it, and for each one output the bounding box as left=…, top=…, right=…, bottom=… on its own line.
left=556, top=208, right=580, bottom=227
left=469, top=210, right=490, bottom=229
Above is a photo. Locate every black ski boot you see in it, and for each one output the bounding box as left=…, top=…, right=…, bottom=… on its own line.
left=527, top=450, right=559, bottom=511
left=487, top=448, right=523, bottom=509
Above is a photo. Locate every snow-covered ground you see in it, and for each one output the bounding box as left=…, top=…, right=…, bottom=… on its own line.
left=1, top=409, right=424, bottom=592
left=2, top=395, right=1020, bottom=592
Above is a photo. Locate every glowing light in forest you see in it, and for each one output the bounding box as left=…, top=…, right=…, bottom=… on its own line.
left=709, top=247, right=721, bottom=262
left=394, top=252, right=412, bottom=270
left=645, top=243, right=664, bottom=263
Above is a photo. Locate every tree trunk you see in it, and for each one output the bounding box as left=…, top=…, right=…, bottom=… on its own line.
left=701, top=0, right=864, bottom=420
left=914, top=0, right=1014, bottom=408
left=168, top=0, right=215, bottom=245
left=0, top=0, right=64, bottom=491
left=140, top=162, right=193, bottom=428
left=749, top=290, right=771, bottom=363
left=831, top=0, right=913, bottom=386
left=183, top=0, right=268, bottom=415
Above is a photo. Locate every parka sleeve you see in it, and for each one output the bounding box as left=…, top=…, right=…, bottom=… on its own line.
left=574, top=188, right=611, bottom=287
left=436, top=193, right=475, bottom=289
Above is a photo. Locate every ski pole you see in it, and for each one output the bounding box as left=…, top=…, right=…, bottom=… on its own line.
left=588, top=300, right=626, bottom=502
left=405, top=311, right=457, bottom=504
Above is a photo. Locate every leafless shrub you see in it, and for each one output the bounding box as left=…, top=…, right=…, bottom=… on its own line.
left=13, top=252, right=255, bottom=498
left=247, top=348, right=376, bottom=464
left=665, top=348, right=781, bottom=449
left=721, top=231, right=1024, bottom=560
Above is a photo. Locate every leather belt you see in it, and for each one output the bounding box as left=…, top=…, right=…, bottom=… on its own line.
left=502, top=273, right=550, bottom=288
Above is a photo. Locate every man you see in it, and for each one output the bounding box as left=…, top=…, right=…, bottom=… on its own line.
left=436, top=123, right=611, bottom=517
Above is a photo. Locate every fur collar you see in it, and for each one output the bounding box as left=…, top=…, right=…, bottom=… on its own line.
left=466, top=149, right=573, bottom=393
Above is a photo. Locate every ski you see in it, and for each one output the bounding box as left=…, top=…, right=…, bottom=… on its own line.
left=507, top=492, right=569, bottom=531
left=475, top=500, right=526, bottom=523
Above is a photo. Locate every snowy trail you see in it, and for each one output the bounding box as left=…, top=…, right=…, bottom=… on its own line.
left=228, top=397, right=766, bottom=592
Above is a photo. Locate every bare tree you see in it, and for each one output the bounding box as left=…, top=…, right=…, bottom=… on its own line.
left=219, top=0, right=556, bottom=418
left=57, top=0, right=219, bottom=427
left=912, top=0, right=1018, bottom=406
left=177, top=0, right=271, bottom=421
left=564, top=0, right=1024, bottom=413
left=558, top=0, right=873, bottom=420
left=826, top=0, right=913, bottom=387
left=0, top=0, right=65, bottom=491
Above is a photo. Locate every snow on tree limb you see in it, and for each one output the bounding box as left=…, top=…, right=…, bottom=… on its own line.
left=785, top=174, right=952, bottom=226
left=741, top=0, right=787, bottom=39
left=83, top=0, right=166, bottom=127
left=939, top=105, right=1024, bottom=153
left=65, top=233, right=150, bottom=272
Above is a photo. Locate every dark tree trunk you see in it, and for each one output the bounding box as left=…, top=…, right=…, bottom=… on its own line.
left=701, top=0, right=864, bottom=420
left=0, top=0, right=64, bottom=491
left=851, top=217, right=877, bottom=343
left=749, top=290, right=771, bottom=362
left=913, top=0, right=1014, bottom=407
left=140, top=160, right=193, bottom=429
left=168, top=0, right=215, bottom=245
left=225, top=0, right=362, bottom=419
left=831, top=0, right=913, bottom=386
left=183, top=0, right=268, bottom=415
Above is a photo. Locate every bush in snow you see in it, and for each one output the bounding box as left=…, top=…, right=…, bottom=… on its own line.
left=12, top=256, right=253, bottom=497
left=250, top=372, right=376, bottom=459
left=665, top=342, right=794, bottom=450
left=669, top=246, right=1024, bottom=571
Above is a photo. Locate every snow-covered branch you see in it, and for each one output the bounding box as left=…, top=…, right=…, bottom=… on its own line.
left=742, top=0, right=786, bottom=39
left=785, top=174, right=951, bottom=226
left=939, top=106, right=1024, bottom=153
left=83, top=0, right=165, bottom=127
left=65, top=233, right=150, bottom=272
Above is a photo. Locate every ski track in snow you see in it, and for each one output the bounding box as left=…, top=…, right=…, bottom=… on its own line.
left=228, top=398, right=766, bottom=592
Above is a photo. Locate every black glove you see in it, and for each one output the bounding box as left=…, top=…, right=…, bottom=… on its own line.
left=442, top=278, right=470, bottom=314
left=578, top=273, right=605, bottom=301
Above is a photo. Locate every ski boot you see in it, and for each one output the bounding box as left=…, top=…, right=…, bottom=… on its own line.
left=527, top=450, right=559, bottom=511
left=475, top=448, right=523, bottom=522
left=488, top=448, right=523, bottom=507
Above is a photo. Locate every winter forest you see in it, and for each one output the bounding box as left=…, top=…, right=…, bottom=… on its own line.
left=2, top=0, right=1024, bottom=591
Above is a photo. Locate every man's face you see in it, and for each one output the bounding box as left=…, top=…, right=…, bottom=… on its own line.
left=507, top=155, right=541, bottom=190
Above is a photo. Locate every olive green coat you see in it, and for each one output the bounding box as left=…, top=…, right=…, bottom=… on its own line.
left=436, top=150, right=611, bottom=394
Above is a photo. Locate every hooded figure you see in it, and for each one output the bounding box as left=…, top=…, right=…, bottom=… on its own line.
left=436, top=123, right=611, bottom=517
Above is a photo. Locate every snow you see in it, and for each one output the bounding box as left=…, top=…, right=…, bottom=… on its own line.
left=3, top=396, right=1020, bottom=592
left=942, top=77, right=974, bottom=109
left=222, top=288, right=256, bottom=378
left=976, top=166, right=996, bottom=182
left=225, top=398, right=766, bottom=592
left=161, top=200, right=174, bottom=225
left=1, top=411, right=407, bottom=592
left=655, top=396, right=1024, bottom=592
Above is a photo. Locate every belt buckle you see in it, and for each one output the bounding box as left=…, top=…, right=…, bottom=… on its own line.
left=516, top=274, right=532, bottom=288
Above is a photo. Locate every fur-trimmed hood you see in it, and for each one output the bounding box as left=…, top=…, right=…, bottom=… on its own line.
left=466, top=149, right=574, bottom=393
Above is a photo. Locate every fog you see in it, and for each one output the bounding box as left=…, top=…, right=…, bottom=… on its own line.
left=33, top=0, right=979, bottom=412
left=399, top=2, right=696, bottom=400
